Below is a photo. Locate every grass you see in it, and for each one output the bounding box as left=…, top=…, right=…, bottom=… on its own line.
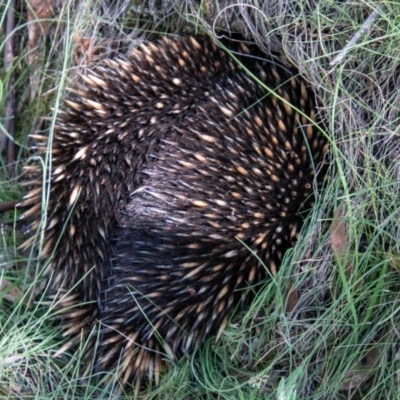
left=1, top=0, right=400, bottom=399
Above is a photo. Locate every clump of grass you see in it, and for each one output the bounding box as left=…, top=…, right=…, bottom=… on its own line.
left=1, top=0, right=400, bottom=399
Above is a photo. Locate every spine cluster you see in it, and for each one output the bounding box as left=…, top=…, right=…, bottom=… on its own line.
left=19, top=36, right=327, bottom=391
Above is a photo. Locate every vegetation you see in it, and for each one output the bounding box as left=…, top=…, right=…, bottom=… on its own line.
left=1, top=0, right=399, bottom=398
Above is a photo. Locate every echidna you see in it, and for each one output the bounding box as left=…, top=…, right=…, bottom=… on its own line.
left=20, top=35, right=327, bottom=390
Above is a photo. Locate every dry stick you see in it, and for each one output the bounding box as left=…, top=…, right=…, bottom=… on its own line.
left=4, top=0, right=16, bottom=177
left=329, top=5, right=386, bottom=69
left=0, top=200, right=20, bottom=212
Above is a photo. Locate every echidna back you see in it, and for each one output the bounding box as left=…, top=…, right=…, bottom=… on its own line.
left=22, top=36, right=327, bottom=389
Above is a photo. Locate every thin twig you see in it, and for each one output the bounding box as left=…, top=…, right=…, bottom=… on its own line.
left=330, top=5, right=386, bottom=68
left=4, top=0, right=16, bottom=177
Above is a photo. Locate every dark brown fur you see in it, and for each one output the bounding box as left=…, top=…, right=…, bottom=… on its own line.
left=20, top=36, right=327, bottom=390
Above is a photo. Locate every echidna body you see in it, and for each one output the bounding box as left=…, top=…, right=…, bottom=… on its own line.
left=21, top=36, right=327, bottom=388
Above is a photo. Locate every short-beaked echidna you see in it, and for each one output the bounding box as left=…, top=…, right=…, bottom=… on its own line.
left=20, top=35, right=327, bottom=389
